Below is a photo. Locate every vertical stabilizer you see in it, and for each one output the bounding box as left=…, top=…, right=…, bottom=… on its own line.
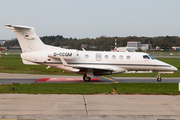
left=5, top=25, right=47, bottom=53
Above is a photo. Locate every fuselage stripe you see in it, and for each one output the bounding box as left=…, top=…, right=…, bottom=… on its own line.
left=35, top=62, right=171, bottom=67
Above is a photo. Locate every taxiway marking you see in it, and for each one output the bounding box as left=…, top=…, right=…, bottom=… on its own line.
left=102, top=76, right=119, bottom=83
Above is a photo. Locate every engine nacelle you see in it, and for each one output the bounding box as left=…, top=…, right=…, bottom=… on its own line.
left=48, top=50, right=78, bottom=60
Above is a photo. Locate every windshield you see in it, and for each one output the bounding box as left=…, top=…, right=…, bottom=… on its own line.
left=148, top=55, right=156, bottom=60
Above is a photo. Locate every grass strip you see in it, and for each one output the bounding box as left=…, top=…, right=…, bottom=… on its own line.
left=0, top=83, right=179, bottom=95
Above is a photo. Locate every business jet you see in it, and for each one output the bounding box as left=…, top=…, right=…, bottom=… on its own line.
left=5, top=25, right=177, bottom=82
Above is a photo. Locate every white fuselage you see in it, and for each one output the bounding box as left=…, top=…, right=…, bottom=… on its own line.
left=21, top=49, right=177, bottom=76
left=5, top=25, right=178, bottom=79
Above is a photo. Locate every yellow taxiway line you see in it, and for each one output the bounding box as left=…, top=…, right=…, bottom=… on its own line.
left=102, top=76, right=119, bottom=83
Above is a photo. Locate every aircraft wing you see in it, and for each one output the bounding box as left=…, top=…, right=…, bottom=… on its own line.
left=71, top=65, right=126, bottom=73
left=53, top=56, right=126, bottom=74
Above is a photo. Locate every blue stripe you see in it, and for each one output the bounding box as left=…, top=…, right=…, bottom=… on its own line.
left=36, top=62, right=170, bottom=67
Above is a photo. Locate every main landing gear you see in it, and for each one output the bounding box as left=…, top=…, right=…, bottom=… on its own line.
left=157, top=73, right=162, bottom=82
left=83, top=75, right=91, bottom=82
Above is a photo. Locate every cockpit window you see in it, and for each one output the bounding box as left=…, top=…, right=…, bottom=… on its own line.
left=143, top=55, right=150, bottom=59
left=149, top=55, right=156, bottom=60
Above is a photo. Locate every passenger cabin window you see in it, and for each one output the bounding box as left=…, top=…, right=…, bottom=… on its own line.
left=105, top=55, right=109, bottom=59
left=127, top=55, right=130, bottom=59
left=112, top=55, right=116, bottom=59
left=119, top=55, right=123, bottom=60
left=143, top=55, right=150, bottom=59
left=85, top=54, right=89, bottom=59
left=96, top=53, right=102, bottom=61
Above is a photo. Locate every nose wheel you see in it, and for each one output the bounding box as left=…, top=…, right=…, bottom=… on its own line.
left=83, top=75, right=91, bottom=82
left=157, top=77, right=162, bottom=82
left=157, top=73, right=162, bottom=82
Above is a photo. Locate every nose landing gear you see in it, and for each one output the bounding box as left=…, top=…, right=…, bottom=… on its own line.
left=157, top=73, right=162, bottom=82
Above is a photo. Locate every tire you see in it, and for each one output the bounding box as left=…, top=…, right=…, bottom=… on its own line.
left=157, top=77, right=162, bottom=82
left=83, top=75, right=91, bottom=82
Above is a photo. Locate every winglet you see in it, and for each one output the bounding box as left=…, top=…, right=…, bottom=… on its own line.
left=82, top=48, right=86, bottom=51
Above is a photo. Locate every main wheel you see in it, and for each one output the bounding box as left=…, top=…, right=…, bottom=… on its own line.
left=83, top=75, right=91, bottom=82
left=157, top=77, right=162, bottom=82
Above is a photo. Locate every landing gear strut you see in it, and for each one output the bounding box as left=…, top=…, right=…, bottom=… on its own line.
left=157, top=73, right=162, bottom=82
left=83, top=75, right=91, bottom=82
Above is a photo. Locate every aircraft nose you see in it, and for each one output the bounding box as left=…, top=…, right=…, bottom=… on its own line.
left=171, top=66, right=178, bottom=71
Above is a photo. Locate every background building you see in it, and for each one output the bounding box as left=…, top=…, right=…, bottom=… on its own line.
left=127, top=41, right=141, bottom=48
left=0, top=40, right=6, bottom=45
left=127, top=41, right=151, bottom=51
left=116, top=47, right=138, bottom=52
left=172, top=47, right=180, bottom=51
left=141, top=44, right=151, bottom=51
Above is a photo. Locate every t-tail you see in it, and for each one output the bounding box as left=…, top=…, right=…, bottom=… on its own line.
left=5, top=25, right=53, bottom=52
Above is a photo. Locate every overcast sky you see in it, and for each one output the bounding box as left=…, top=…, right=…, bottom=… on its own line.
left=1, top=0, right=180, bottom=39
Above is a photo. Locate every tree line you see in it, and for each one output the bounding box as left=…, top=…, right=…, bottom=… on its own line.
left=2, top=35, right=180, bottom=51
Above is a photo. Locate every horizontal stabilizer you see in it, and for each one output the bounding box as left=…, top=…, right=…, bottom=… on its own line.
left=5, top=25, right=32, bottom=30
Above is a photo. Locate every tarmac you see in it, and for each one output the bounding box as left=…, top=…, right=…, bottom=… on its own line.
left=0, top=94, right=180, bottom=120
left=0, top=73, right=180, bottom=84
left=0, top=73, right=180, bottom=119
